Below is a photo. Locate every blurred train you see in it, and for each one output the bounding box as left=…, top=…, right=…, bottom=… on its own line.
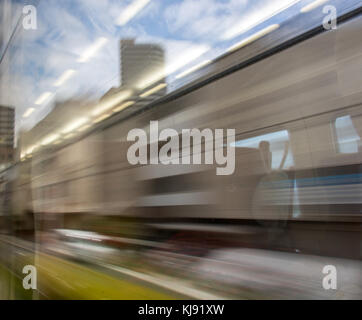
left=1, top=5, right=362, bottom=264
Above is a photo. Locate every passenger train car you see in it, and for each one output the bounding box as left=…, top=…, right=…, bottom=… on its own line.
left=2, top=6, right=362, bottom=262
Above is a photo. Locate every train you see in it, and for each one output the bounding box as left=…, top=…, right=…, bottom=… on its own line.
left=1, top=5, right=362, bottom=263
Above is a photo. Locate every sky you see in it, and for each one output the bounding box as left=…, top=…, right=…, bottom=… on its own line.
left=0, top=0, right=330, bottom=133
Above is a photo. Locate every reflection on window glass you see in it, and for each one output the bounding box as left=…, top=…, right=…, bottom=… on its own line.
left=335, top=115, right=361, bottom=154
left=0, top=0, right=318, bottom=150
left=232, top=130, right=294, bottom=169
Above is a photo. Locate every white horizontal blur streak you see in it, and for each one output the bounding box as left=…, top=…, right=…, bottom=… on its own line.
left=53, top=69, right=76, bottom=87
left=222, top=0, right=300, bottom=40
left=35, top=92, right=53, bottom=105
left=92, top=90, right=132, bottom=116
left=116, top=0, right=151, bottom=26
left=78, top=37, right=108, bottom=63
left=137, top=192, right=217, bottom=207
left=175, top=60, right=211, bottom=79
left=61, top=117, right=89, bottom=134
left=22, top=108, right=35, bottom=118
left=227, top=24, right=280, bottom=52
left=300, top=0, right=330, bottom=13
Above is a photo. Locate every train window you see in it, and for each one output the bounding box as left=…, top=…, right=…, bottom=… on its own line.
left=334, top=115, right=361, bottom=154
left=231, top=130, right=294, bottom=170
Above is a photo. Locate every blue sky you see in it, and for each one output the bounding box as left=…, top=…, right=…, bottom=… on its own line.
left=1, top=0, right=323, bottom=131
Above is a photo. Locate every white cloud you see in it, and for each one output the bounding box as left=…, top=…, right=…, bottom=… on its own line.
left=164, top=0, right=249, bottom=41
left=1, top=0, right=300, bottom=137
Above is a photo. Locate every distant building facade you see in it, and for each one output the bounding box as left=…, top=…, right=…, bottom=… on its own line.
left=20, top=99, right=95, bottom=155
left=120, top=39, right=166, bottom=95
left=0, top=105, right=14, bottom=168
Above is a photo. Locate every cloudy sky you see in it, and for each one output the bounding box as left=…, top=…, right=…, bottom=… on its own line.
left=0, top=0, right=309, bottom=132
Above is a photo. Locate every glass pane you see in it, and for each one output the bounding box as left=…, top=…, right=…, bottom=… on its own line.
left=335, top=115, right=360, bottom=154
left=232, top=130, right=294, bottom=170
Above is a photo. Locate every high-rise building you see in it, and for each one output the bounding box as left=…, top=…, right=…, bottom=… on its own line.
left=99, top=39, right=166, bottom=113
left=120, top=39, right=166, bottom=93
left=0, top=105, right=14, bottom=167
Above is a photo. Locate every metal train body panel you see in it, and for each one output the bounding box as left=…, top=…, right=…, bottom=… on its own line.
left=15, top=15, right=362, bottom=224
